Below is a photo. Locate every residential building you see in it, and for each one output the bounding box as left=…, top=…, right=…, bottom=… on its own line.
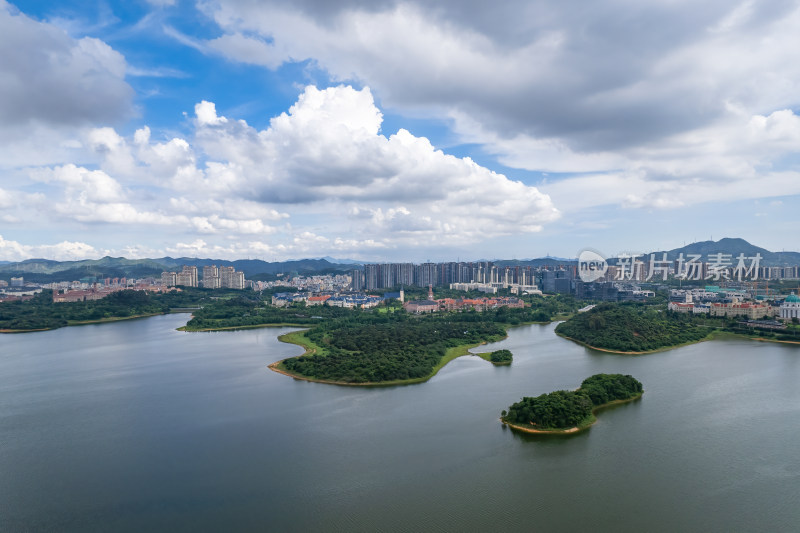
left=161, top=271, right=177, bottom=287
left=202, top=265, right=221, bottom=289
left=176, top=265, right=198, bottom=287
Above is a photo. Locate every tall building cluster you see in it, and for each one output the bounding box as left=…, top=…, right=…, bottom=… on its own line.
left=355, top=262, right=541, bottom=290
left=161, top=265, right=246, bottom=289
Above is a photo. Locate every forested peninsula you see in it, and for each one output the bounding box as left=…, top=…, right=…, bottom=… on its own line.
left=501, top=374, right=643, bottom=434
left=183, top=293, right=581, bottom=385
left=555, top=304, right=710, bottom=353
left=272, top=313, right=509, bottom=385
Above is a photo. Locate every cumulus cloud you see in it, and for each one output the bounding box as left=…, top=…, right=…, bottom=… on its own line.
left=200, top=0, right=800, bottom=149
left=191, top=85, right=560, bottom=239
left=75, top=84, right=561, bottom=247
left=0, top=234, right=102, bottom=262
left=195, top=0, right=800, bottom=213
left=0, top=0, right=132, bottom=128
left=14, top=84, right=558, bottom=259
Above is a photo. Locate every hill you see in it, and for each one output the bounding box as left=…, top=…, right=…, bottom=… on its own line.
left=606, top=238, right=800, bottom=267
left=0, top=256, right=355, bottom=282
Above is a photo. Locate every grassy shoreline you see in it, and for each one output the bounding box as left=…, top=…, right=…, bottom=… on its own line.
left=269, top=328, right=506, bottom=387
left=502, top=392, right=644, bottom=435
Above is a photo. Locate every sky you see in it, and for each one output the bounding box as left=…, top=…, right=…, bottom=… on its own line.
left=1, top=0, right=799, bottom=263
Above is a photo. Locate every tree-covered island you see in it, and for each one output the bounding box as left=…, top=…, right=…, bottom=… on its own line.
left=555, top=303, right=710, bottom=353
left=501, top=373, right=643, bottom=434
left=475, top=349, right=513, bottom=365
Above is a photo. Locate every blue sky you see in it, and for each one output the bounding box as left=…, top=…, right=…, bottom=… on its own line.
left=1, top=0, right=799, bottom=262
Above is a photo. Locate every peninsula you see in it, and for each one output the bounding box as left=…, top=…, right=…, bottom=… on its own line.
left=271, top=313, right=508, bottom=385
left=501, top=373, right=643, bottom=434
left=555, top=304, right=710, bottom=354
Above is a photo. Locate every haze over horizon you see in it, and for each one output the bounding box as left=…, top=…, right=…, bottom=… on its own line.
left=1, top=1, right=799, bottom=262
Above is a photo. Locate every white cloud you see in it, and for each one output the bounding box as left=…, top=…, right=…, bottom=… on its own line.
left=0, top=187, right=13, bottom=209
left=207, top=33, right=285, bottom=68
left=196, top=0, right=800, bottom=215
left=0, top=234, right=102, bottom=262
left=0, top=0, right=132, bottom=127
left=13, top=84, right=558, bottom=259
left=192, top=85, right=560, bottom=240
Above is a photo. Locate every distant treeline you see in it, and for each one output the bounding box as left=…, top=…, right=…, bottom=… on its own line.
left=184, top=293, right=583, bottom=332
left=502, top=374, right=643, bottom=430
left=0, top=288, right=240, bottom=331
left=184, top=297, right=354, bottom=329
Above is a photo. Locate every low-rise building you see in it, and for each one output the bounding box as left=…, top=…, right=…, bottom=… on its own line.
left=709, top=302, right=774, bottom=319
left=780, top=294, right=800, bottom=320
left=403, top=299, right=439, bottom=314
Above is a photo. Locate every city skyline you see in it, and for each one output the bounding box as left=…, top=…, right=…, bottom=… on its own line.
left=2, top=1, right=800, bottom=263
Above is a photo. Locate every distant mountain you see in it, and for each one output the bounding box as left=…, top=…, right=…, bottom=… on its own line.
left=644, top=238, right=800, bottom=267
left=320, top=256, right=363, bottom=265
left=153, top=257, right=355, bottom=276
left=0, top=238, right=796, bottom=282
left=0, top=256, right=356, bottom=282
left=494, top=258, right=577, bottom=267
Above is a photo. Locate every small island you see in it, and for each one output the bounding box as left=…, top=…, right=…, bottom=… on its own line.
left=476, top=349, right=513, bottom=365
left=501, top=373, right=643, bottom=435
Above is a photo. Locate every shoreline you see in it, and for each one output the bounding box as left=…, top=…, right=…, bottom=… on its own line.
left=269, top=328, right=505, bottom=387
left=473, top=352, right=512, bottom=366
left=0, top=312, right=166, bottom=334
left=556, top=328, right=800, bottom=354
left=178, top=322, right=309, bottom=332
left=554, top=330, right=715, bottom=355
left=501, top=393, right=643, bottom=435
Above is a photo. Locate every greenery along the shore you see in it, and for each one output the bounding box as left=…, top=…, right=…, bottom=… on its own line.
left=555, top=303, right=709, bottom=352
left=502, top=374, right=643, bottom=430
left=0, top=288, right=254, bottom=332
left=489, top=349, right=513, bottom=364
left=183, top=293, right=583, bottom=331
left=281, top=313, right=508, bottom=383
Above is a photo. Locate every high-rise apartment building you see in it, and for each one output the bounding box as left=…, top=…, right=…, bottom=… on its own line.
left=220, top=266, right=245, bottom=289
left=176, top=265, right=198, bottom=287
left=161, top=271, right=177, bottom=287
left=202, top=265, right=221, bottom=288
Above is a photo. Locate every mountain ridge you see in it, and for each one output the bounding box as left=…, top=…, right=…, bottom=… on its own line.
left=1, top=238, right=798, bottom=281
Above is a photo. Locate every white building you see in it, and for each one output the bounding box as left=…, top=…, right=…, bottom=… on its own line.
left=780, top=294, right=800, bottom=320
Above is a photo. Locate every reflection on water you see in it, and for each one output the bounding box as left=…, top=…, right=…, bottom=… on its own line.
left=1, top=315, right=799, bottom=532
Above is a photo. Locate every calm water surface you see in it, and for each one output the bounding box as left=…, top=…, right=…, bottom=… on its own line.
left=2, top=315, right=799, bottom=532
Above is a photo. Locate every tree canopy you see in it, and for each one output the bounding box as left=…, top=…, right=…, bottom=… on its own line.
left=502, top=373, right=642, bottom=430
left=555, top=304, right=708, bottom=352
left=281, top=313, right=507, bottom=383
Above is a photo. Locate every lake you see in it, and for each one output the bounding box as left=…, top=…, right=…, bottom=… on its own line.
left=2, top=315, right=799, bottom=532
